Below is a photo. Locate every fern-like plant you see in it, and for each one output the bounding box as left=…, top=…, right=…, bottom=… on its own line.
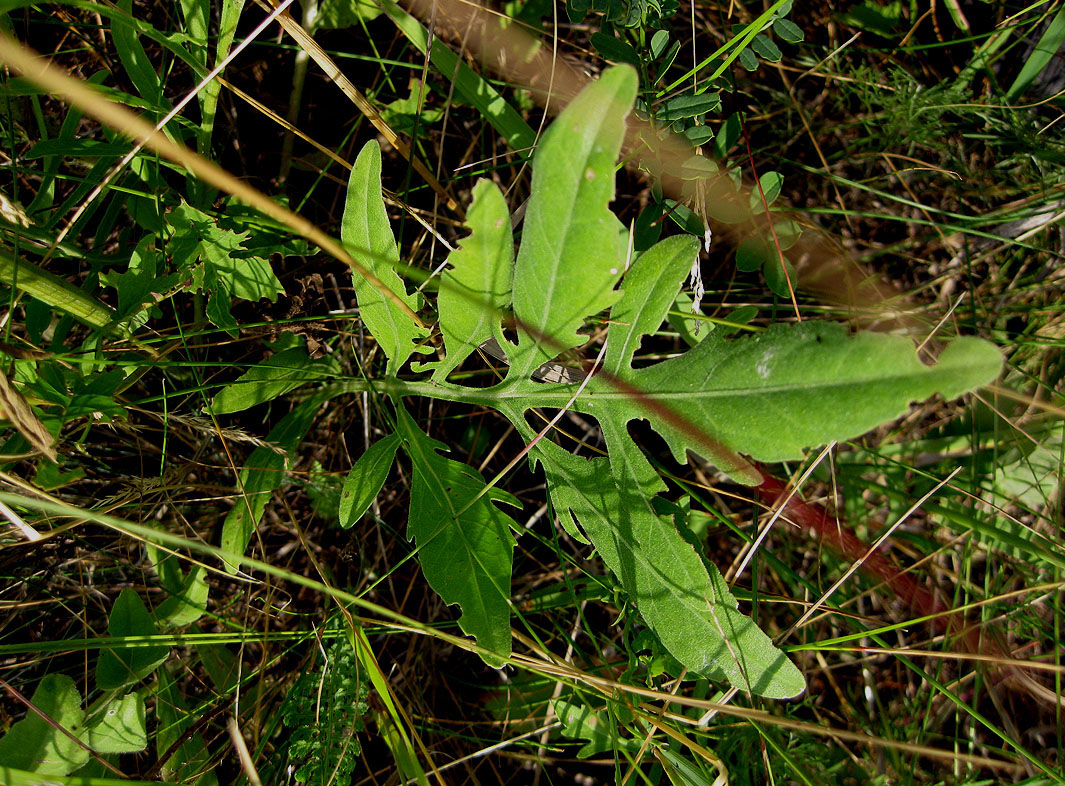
left=281, top=633, right=370, bottom=785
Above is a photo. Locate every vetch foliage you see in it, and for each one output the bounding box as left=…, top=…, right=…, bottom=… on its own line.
left=280, top=633, right=370, bottom=786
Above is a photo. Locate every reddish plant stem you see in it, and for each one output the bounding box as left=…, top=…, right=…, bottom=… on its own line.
left=754, top=469, right=981, bottom=650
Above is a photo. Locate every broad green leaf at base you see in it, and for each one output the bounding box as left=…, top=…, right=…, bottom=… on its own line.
left=0, top=675, right=88, bottom=775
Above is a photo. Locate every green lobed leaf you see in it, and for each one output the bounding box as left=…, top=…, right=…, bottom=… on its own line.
left=341, top=141, right=429, bottom=375
left=371, top=66, right=1002, bottom=699
left=166, top=201, right=284, bottom=334
left=379, top=77, right=444, bottom=134
left=508, top=66, right=637, bottom=379
left=397, top=406, right=518, bottom=666
left=420, top=179, right=513, bottom=382
left=508, top=324, right=1001, bottom=490
left=623, top=323, right=1002, bottom=467
left=96, top=588, right=169, bottom=691
left=86, top=693, right=147, bottom=754
left=536, top=437, right=805, bottom=698
left=0, top=674, right=88, bottom=775
left=339, top=432, right=401, bottom=528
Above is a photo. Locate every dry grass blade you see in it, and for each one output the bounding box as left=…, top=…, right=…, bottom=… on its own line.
left=256, top=0, right=464, bottom=218
left=0, top=367, right=55, bottom=462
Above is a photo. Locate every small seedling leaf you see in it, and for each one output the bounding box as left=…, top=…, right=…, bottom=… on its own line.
left=773, top=18, right=804, bottom=43
left=658, top=92, right=722, bottom=122
left=751, top=170, right=784, bottom=209
left=87, top=693, right=147, bottom=754
left=684, top=125, right=715, bottom=147
left=96, top=588, right=169, bottom=690
left=751, top=33, right=783, bottom=62
left=650, top=29, right=670, bottom=59
left=773, top=219, right=802, bottom=250
left=764, top=254, right=798, bottom=298
left=678, top=154, right=719, bottom=180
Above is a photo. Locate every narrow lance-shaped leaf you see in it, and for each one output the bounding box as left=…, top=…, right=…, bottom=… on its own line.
left=623, top=322, right=1002, bottom=470
left=339, top=432, right=401, bottom=528
left=209, top=346, right=340, bottom=415
left=397, top=405, right=517, bottom=666
left=341, top=141, right=428, bottom=375
left=220, top=394, right=333, bottom=573
left=420, top=178, right=513, bottom=381
left=602, top=234, right=698, bottom=378
left=508, top=66, right=635, bottom=379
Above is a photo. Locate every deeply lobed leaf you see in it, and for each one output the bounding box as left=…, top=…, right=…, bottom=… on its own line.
left=507, top=66, right=636, bottom=379
left=341, top=141, right=429, bottom=375
left=397, top=406, right=518, bottom=666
